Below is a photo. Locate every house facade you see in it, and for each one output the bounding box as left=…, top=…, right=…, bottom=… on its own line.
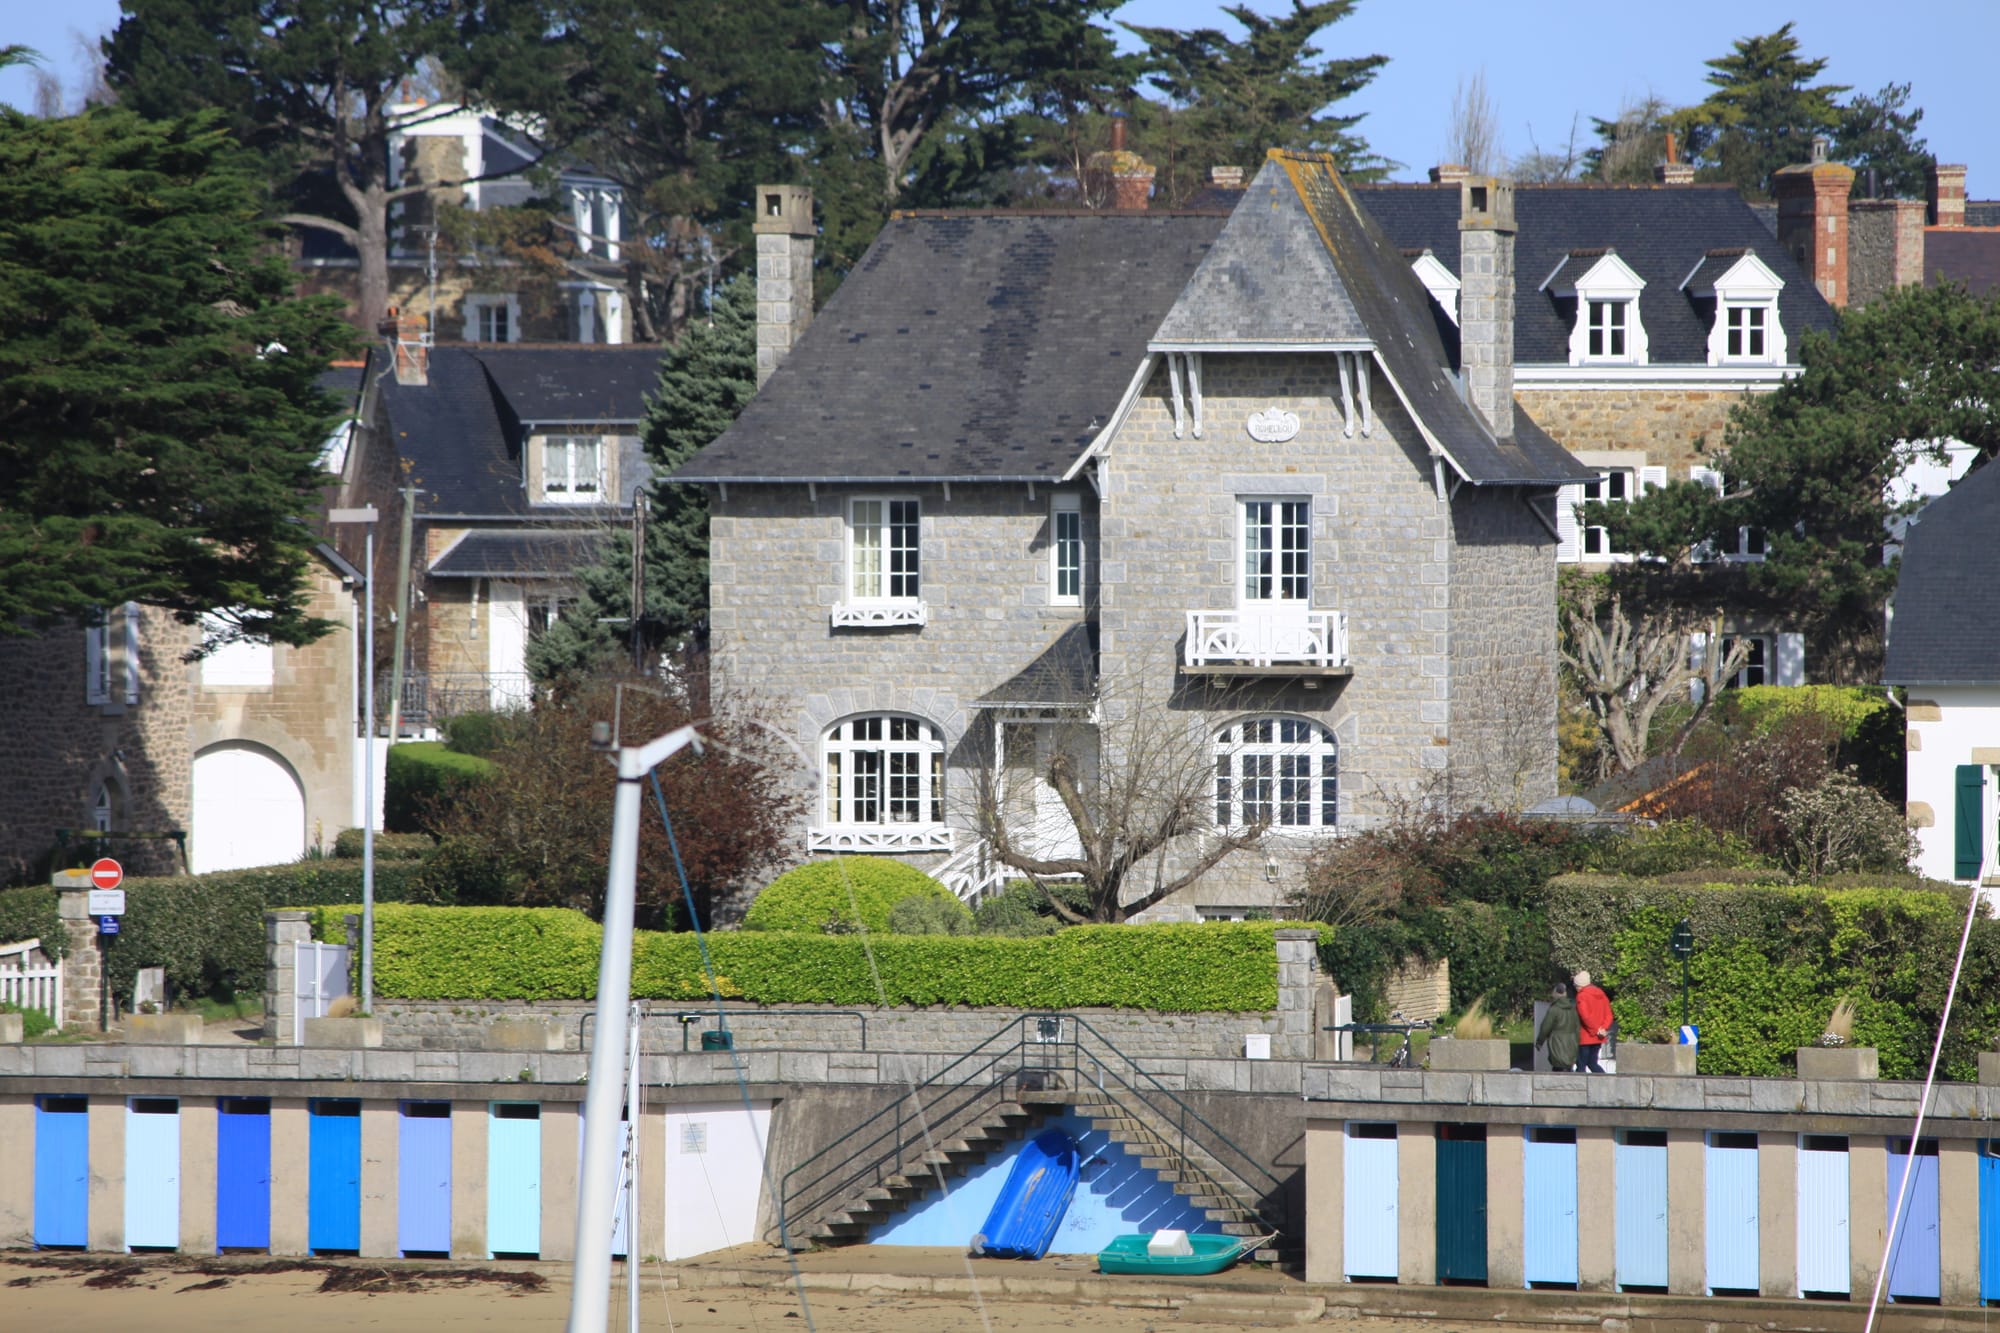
left=681, top=153, right=1591, bottom=916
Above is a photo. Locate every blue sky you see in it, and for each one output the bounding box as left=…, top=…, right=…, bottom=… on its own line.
left=4, top=2, right=1994, bottom=192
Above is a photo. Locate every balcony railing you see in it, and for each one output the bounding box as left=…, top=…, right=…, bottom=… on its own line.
left=1183, top=609, right=1349, bottom=673
left=383, top=671, right=534, bottom=730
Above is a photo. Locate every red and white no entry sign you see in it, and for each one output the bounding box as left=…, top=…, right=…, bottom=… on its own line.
left=90, top=857, right=123, bottom=890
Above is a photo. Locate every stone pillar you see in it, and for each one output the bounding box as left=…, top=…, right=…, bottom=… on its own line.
left=270, top=1098, right=310, bottom=1255
left=179, top=1098, right=218, bottom=1256
left=1304, top=1119, right=1344, bottom=1284
left=451, top=1100, right=489, bottom=1259
left=1486, top=1125, right=1524, bottom=1289
left=55, top=879, right=103, bottom=1034
left=361, top=1100, right=398, bottom=1257
left=87, top=1095, right=125, bottom=1251
left=1850, top=1135, right=1887, bottom=1301
left=264, top=911, right=313, bottom=1044
left=1576, top=1127, right=1616, bottom=1291
left=1274, top=929, right=1319, bottom=1060
left=540, top=1101, right=580, bottom=1264
left=0, top=1094, right=33, bottom=1246
left=1939, top=1137, right=1980, bottom=1305
left=1397, top=1123, right=1437, bottom=1286
left=1758, top=1131, right=1798, bottom=1299
left=752, top=185, right=815, bottom=388
left=1666, top=1128, right=1705, bottom=1295
left=1458, top=175, right=1517, bottom=440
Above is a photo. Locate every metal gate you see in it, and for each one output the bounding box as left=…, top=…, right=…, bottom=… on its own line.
left=294, top=941, right=350, bottom=1044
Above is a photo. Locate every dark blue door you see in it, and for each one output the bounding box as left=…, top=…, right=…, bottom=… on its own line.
left=1980, top=1141, right=2000, bottom=1303
left=308, top=1099, right=362, bottom=1253
left=215, top=1098, right=271, bottom=1250
left=33, top=1095, right=88, bottom=1247
left=1436, top=1124, right=1488, bottom=1283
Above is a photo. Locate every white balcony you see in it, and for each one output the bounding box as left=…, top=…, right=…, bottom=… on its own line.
left=1183, top=608, right=1350, bottom=675
left=830, top=601, right=928, bottom=628
left=806, top=824, right=955, bottom=853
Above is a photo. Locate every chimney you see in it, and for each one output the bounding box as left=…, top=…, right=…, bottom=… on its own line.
left=1655, top=131, right=1694, bottom=186
left=1429, top=163, right=1470, bottom=185
left=1209, top=165, right=1244, bottom=190
left=1086, top=115, right=1154, bottom=210
left=1457, top=175, right=1516, bottom=438
left=388, top=307, right=429, bottom=386
left=1927, top=161, right=1967, bottom=228
left=752, top=184, right=815, bottom=389
left=1772, top=137, right=1855, bottom=306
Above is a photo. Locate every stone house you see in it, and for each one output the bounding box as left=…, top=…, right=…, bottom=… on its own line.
left=678, top=152, right=1592, bottom=916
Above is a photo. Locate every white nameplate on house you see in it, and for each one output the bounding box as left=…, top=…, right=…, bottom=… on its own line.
left=1245, top=407, right=1300, bottom=443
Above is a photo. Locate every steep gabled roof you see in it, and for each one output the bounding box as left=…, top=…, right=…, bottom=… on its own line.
left=676, top=212, right=1225, bottom=483
left=429, top=529, right=607, bottom=579
left=1883, top=460, right=2000, bottom=685
left=973, top=622, right=1097, bottom=707
left=470, top=344, right=659, bottom=424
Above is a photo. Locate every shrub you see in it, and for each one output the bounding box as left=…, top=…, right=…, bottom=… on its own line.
left=0, top=887, right=63, bottom=959
left=330, top=828, right=434, bottom=860
left=411, top=834, right=520, bottom=906
left=1777, top=771, right=1916, bottom=880
left=0, top=1000, right=54, bottom=1039
left=1587, top=819, right=1768, bottom=879
left=887, top=894, right=973, bottom=935
left=972, top=880, right=1090, bottom=937
left=744, top=857, right=957, bottom=933
left=384, top=742, right=496, bottom=833
left=440, top=710, right=515, bottom=758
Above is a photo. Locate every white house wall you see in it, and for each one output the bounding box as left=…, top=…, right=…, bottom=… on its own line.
left=1904, top=686, right=2000, bottom=883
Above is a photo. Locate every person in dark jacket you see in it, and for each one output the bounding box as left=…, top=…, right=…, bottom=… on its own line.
left=1574, top=970, right=1614, bottom=1073
left=1535, top=982, right=1580, bottom=1072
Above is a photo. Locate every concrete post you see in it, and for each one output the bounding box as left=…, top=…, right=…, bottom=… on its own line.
left=55, top=880, right=103, bottom=1034
left=1939, top=1138, right=1980, bottom=1306
left=451, top=1100, right=489, bottom=1258
left=1486, top=1126, right=1524, bottom=1289
left=1304, top=1119, right=1343, bottom=1284
left=264, top=911, right=314, bottom=1044
left=1758, top=1131, right=1798, bottom=1299
left=1576, top=1127, right=1616, bottom=1291
left=179, top=1098, right=218, bottom=1256
left=1397, top=1123, right=1437, bottom=1286
left=87, top=1095, right=125, bottom=1251
left=360, top=1100, right=398, bottom=1257
left=1666, top=1128, right=1705, bottom=1295
left=1850, top=1135, right=1887, bottom=1300
left=270, top=1098, right=310, bottom=1254
left=540, top=1102, right=579, bottom=1263
left=0, top=1095, right=33, bottom=1246
left=1274, top=929, right=1319, bottom=1060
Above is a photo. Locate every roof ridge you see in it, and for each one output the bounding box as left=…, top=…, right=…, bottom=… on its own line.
left=885, top=208, right=1230, bottom=219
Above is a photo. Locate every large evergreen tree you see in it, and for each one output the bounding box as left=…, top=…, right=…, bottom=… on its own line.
left=527, top=274, right=756, bottom=683
left=1834, top=82, right=1931, bottom=200
left=0, top=108, right=355, bottom=641
left=1687, top=24, right=1848, bottom=198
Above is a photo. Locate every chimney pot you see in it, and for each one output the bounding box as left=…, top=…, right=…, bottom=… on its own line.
left=1810, top=135, right=1829, bottom=164
left=1655, top=161, right=1695, bottom=186
left=1109, top=115, right=1126, bottom=154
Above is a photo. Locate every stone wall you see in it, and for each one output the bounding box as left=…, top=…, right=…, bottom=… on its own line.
left=1447, top=486, right=1558, bottom=808
left=1514, top=384, right=1757, bottom=479
left=1847, top=199, right=1926, bottom=309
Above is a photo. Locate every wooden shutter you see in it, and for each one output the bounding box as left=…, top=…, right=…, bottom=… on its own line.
left=84, top=620, right=108, bottom=705
left=1640, top=466, right=1668, bottom=493
left=122, top=604, right=141, bottom=704
left=1556, top=484, right=1582, bottom=562
left=1776, top=633, right=1805, bottom=686
left=1955, top=764, right=1986, bottom=880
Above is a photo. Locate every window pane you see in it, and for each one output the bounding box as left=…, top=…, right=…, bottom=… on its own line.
left=930, top=750, right=943, bottom=824
left=1278, top=501, right=1309, bottom=600
left=888, top=500, right=920, bottom=599
left=1215, top=756, right=1232, bottom=824
left=853, top=751, right=880, bottom=823
left=888, top=751, right=919, bottom=822
left=826, top=752, right=841, bottom=823
left=1278, top=754, right=1310, bottom=825
left=545, top=439, right=569, bottom=491
left=1243, top=501, right=1273, bottom=601
left=852, top=501, right=883, bottom=599
left=1055, top=506, right=1082, bottom=600
left=1242, top=754, right=1273, bottom=824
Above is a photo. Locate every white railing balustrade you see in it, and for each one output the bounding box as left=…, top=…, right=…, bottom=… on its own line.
left=805, top=825, right=955, bottom=854
left=1184, top=609, right=1348, bottom=669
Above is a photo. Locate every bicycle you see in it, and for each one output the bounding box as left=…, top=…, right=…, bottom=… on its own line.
left=1327, top=1013, right=1435, bottom=1069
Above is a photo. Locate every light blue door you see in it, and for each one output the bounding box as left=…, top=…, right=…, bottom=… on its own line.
left=123, top=1098, right=180, bottom=1249
left=33, top=1096, right=89, bottom=1248
left=308, top=1099, right=362, bottom=1253
left=487, top=1103, right=542, bottom=1257
left=1797, top=1135, right=1849, bottom=1296
left=1615, top=1130, right=1668, bottom=1290
left=398, top=1102, right=452, bottom=1255
left=1887, top=1138, right=1940, bottom=1301
left=1343, top=1123, right=1398, bottom=1279
left=1523, top=1127, right=1578, bottom=1286
left=578, top=1110, right=631, bottom=1259
left=1705, top=1132, right=1760, bottom=1293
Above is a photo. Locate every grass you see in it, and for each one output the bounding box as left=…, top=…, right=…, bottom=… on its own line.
left=179, top=991, right=262, bottom=1025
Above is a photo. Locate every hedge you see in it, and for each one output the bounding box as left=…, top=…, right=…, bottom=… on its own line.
left=743, top=857, right=958, bottom=933
left=0, top=887, right=63, bottom=960
left=384, top=742, right=495, bottom=833
left=1545, top=874, right=2000, bottom=1080
left=308, top=904, right=1330, bottom=1012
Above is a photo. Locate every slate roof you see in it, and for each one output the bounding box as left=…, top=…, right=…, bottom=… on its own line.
left=430, top=529, right=608, bottom=579
left=1351, top=183, right=1836, bottom=364
left=1883, top=460, right=2000, bottom=685
left=1924, top=229, right=2000, bottom=296
left=676, top=212, right=1225, bottom=482
left=974, top=623, right=1097, bottom=707
left=469, top=344, right=660, bottom=424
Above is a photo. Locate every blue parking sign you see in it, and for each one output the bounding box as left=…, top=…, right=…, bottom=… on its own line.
left=98, top=915, right=119, bottom=936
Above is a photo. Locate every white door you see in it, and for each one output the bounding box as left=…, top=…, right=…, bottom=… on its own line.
left=660, top=1102, right=773, bottom=1259
left=487, top=580, right=529, bottom=708
left=192, top=744, right=306, bottom=872
left=1002, top=723, right=1090, bottom=861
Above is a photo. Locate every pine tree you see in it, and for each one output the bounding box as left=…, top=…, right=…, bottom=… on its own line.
left=527, top=274, right=756, bottom=683
left=1690, top=24, right=1848, bottom=198
left=1834, top=83, right=1931, bottom=200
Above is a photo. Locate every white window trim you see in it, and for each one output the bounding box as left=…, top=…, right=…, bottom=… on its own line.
left=463, top=293, right=521, bottom=344
left=835, top=495, right=926, bottom=627
left=1688, top=252, right=1787, bottom=368
left=541, top=434, right=605, bottom=503
left=85, top=603, right=140, bottom=706
left=1688, top=466, right=1767, bottom=563
left=1557, top=462, right=1664, bottom=563
left=1050, top=492, right=1083, bottom=607
left=1213, top=715, right=1340, bottom=832
left=1409, top=251, right=1460, bottom=326
left=1548, top=252, right=1649, bottom=367
left=1237, top=496, right=1312, bottom=606
left=810, top=713, right=951, bottom=849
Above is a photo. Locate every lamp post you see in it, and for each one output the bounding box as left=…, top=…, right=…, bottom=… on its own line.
left=328, top=506, right=379, bottom=1015
left=1669, top=917, right=1695, bottom=1034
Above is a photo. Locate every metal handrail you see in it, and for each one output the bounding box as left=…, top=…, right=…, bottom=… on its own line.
left=579, top=1007, right=871, bottom=1052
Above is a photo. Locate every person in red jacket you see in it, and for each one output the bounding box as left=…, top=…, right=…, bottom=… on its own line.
left=1573, top=971, right=1614, bottom=1073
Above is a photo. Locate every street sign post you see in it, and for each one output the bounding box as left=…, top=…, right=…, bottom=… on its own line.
left=87, top=889, right=126, bottom=916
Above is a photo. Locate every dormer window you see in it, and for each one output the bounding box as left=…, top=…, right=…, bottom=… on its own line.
left=1407, top=250, right=1461, bottom=326
left=542, top=435, right=603, bottom=502
left=1683, top=249, right=1786, bottom=367
left=1543, top=249, right=1649, bottom=367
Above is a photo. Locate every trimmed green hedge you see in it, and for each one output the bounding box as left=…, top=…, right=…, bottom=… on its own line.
left=330, top=828, right=434, bottom=860
left=309, top=904, right=1330, bottom=1011
left=0, top=887, right=63, bottom=960
left=384, top=742, right=495, bottom=833
left=743, top=856, right=958, bottom=933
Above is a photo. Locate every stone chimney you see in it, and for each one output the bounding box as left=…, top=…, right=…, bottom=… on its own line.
left=1457, top=175, right=1516, bottom=438
left=1429, top=163, right=1470, bottom=185
left=1209, top=165, right=1244, bottom=190
left=385, top=307, right=429, bottom=386
left=1655, top=131, right=1694, bottom=186
left=1927, top=161, right=1967, bottom=228
left=1772, top=137, right=1855, bottom=307
left=1847, top=199, right=1926, bottom=307
left=752, top=184, right=815, bottom=389
left=1086, top=117, right=1154, bottom=210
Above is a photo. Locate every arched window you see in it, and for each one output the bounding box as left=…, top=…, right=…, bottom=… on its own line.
left=91, top=782, right=118, bottom=833
left=815, top=714, right=948, bottom=850
left=1214, top=717, right=1337, bottom=829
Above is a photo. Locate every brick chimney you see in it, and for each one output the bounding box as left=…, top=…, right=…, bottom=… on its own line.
left=386, top=307, right=429, bottom=386
left=1772, top=136, right=1855, bottom=307
left=752, top=184, right=815, bottom=389
left=1429, top=163, right=1470, bottom=185
left=1457, top=175, right=1516, bottom=438
left=1927, top=161, right=1967, bottom=228
left=1655, top=131, right=1694, bottom=186
left=1086, top=116, right=1154, bottom=210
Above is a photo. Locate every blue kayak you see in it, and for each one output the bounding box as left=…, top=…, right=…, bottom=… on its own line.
left=974, top=1129, right=1080, bottom=1259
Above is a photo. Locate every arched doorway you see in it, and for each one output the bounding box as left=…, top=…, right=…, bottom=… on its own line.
left=191, top=743, right=306, bottom=873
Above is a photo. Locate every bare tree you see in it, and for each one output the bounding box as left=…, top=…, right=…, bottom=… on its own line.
left=1561, top=594, right=1748, bottom=776
left=1444, top=69, right=1501, bottom=175
left=1510, top=115, right=1582, bottom=183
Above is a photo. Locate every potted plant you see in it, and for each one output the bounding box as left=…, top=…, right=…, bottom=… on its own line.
left=1796, top=999, right=1877, bottom=1080
left=1426, top=998, right=1512, bottom=1072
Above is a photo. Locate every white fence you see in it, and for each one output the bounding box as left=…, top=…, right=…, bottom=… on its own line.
left=0, top=938, right=62, bottom=1028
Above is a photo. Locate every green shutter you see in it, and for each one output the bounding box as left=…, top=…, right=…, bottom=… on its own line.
left=1955, top=764, right=1986, bottom=880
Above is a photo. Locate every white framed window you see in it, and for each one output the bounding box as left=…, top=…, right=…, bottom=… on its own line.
left=1724, top=304, right=1767, bottom=360
left=1723, top=635, right=1770, bottom=688
left=818, top=714, right=947, bottom=845
left=463, top=294, right=519, bottom=344
left=849, top=497, right=920, bottom=602
left=1587, top=301, right=1629, bottom=359
left=1558, top=464, right=1664, bottom=563
left=1688, top=251, right=1787, bottom=367
left=84, top=604, right=140, bottom=706
left=542, top=435, right=603, bottom=502
left=1548, top=250, right=1648, bottom=367
left=1688, top=466, right=1766, bottom=562
left=1240, top=498, right=1310, bottom=603
left=1579, top=469, right=1632, bottom=558
left=1050, top=493, right=1083, bottom=606
left=1214, top=717, right=1338, bottom=830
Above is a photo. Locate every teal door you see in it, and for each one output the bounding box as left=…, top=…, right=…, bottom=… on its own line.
left=1436, top=1124, right=1488, bottom=1284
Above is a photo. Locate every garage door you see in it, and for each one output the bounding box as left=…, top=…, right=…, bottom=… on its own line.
left=192, top=744, right=305, bottom=872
